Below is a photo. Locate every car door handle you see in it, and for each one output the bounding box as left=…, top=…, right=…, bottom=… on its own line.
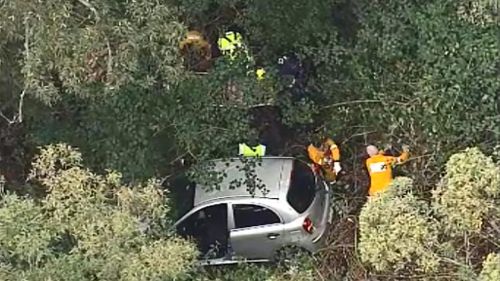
left=267, top=233, right=280, bottom=240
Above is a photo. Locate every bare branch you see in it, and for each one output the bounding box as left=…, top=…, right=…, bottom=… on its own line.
left=105, top=37, right=113, bottom=82
left=16, top=89, right=26, bottom=123
left=0, top=111, right=14, bottom=125
left=321, top=99, right=410, bottom=110
left=16, top=18, right=30, bottom=123
left=0, top=17, right=30, bottom=125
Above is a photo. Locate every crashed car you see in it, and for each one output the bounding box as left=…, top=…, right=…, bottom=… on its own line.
left=173, top=157, right=332, bottom=265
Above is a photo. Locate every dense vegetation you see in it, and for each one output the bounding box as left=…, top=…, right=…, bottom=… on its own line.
left=1, top=0, right=499, bottom=280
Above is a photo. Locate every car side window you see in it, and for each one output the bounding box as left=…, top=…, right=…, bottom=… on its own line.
left=233, top=204, right=281, bottom=229
left=176, top=204, right=227, bottom=240
left=176, top=204, right=229, bottom=258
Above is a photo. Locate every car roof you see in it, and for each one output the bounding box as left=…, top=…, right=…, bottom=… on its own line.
left=193, top=157, right=294, bottom=207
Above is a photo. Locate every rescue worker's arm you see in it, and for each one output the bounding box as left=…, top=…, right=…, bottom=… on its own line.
left=387, top=145, right=410, bottom=165
left=398, top=145, right=410, bottom=163
left=324, top=138, right=340, bottom=161
left=323, top=138, right=341, bottom=173
left=307, top=144, right=324, bottom=165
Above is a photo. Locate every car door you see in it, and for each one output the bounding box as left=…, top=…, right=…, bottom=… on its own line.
left=229, top=203, right=284, bottom=261
left=175, top=203, right=229, bottom=261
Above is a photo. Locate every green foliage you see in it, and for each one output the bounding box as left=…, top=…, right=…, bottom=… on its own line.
left=1, top=0, right=186, bottom=104
left=0, top=143, right=197, bottom=281
left=326, top=0, right=500, bottom=176
left=433, top=147, right=500, bottom=236
left=457, top=0, right=500, bottom=26
left=0, top=195, right=54, bottom=268
left=120, top=238, right=198, bottom=281
left=358, top=177, right=440, bottom=273
left=196, top=256, right=316, bottom=281
left=479, top=253, right=500, bottom=281
left=2, top=0, right=500, bottom=279
left=239, top=0, right=335, bottom=55
left=358, top=149, right=500, bottom=277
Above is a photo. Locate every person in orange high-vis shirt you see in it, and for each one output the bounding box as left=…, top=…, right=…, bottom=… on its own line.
left=308, top=138, right=341, bottom=183
left=365, top=145, right=410, bottom=196
left=179, top=30, right=212, bottom=72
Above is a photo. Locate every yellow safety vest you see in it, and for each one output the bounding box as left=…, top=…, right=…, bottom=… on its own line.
left=239, top=143, right=266, bottom=157
left=218, top=31, right=248, bottom=60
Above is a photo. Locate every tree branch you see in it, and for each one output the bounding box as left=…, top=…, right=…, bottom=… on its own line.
left=0, top=111, right=14, bottom=125
left=15, top=90, right=26, bottom=123
left=321, top=99, right=409, bottom=109
left=0, top=17, right=30, bottom=125
left=16, top=19, right=30, bottom=123
left=105, top=37, right=113, bottom=83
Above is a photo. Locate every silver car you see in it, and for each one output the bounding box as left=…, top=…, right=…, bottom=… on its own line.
left=173, top=157, right=332, bottom=265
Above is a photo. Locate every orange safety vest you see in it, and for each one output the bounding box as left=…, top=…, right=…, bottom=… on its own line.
left=179, top=31, right=212, bottom=61
left=366, top=152, right=409, bottom=196
left=307, top=139, right=340, bottom=182
left=307, top=138, right=340, bottom=165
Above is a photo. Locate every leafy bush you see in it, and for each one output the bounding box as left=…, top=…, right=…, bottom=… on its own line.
left=479, top=253, right=500, bottom=281
left=195, top=256, right=316, bottom=281
left=0, top=144, right=197, bottom=281
left=358, top=177, right=440, bottom=273
left=457, top=0, right=499, bottom=26
left=433, top=147, right=500, bottom=237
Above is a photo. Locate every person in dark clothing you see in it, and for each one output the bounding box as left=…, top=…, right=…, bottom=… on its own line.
left=248, top=105, right=290, bottom=156
left=277, top=53, right=308, bottom=101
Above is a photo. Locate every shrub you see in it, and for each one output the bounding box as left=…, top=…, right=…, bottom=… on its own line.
left=0, top=144, right=197, bottom=281
left=358, top=177, right=440, bottom=273
left=432, top=147, right=500, bottom=237
left=457, top=0, right=499, bottom=26
left=479, top=253, right=500, bottom=281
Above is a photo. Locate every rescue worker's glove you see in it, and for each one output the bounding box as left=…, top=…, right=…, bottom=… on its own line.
left=333, top=162, right=342, bottom=174
left=384, top=143, right=393, bottom=152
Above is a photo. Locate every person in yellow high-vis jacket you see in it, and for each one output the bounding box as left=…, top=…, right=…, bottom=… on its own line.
left=307, top=138, right=341, bottom=182
left=239, top=143, right=266, bottom=157
left=365, top=145, right=410, bottom=196
left=217, top=31, right=248, bottom=60
left=218, top=31, right=265, bottom=81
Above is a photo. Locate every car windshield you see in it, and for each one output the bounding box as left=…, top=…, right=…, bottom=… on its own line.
left=286, top=160, right=316, bottom=213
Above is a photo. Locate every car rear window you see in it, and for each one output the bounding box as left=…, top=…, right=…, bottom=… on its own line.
left=286, top=160, right=316, bottom=213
